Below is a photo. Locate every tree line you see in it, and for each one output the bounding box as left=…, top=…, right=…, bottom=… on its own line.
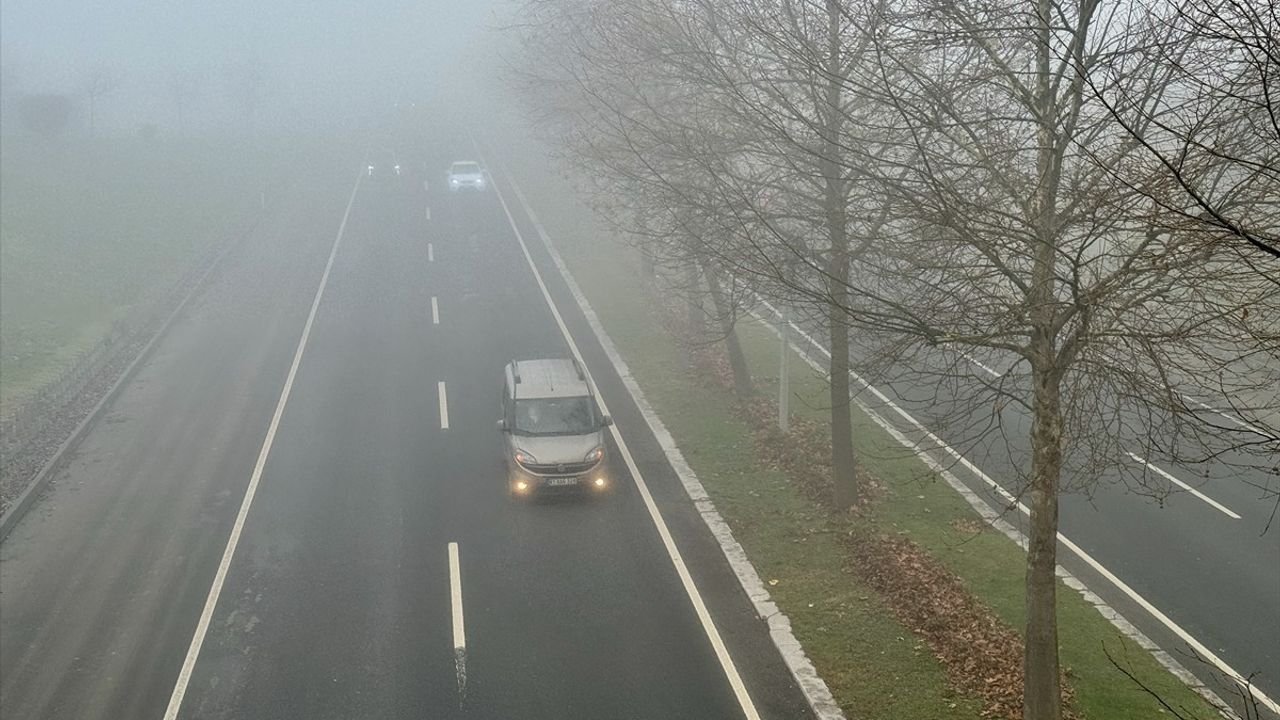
left=509, top=1, right=1278, bottom=718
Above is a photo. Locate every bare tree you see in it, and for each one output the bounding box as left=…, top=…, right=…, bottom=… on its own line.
left=81, top=65, right=123, bottom=132
left=513, top=0, right=902, bottom=508
left=846, top=1, right=1279, bottom=717
left=1088, top=0, right=1279, bottom=263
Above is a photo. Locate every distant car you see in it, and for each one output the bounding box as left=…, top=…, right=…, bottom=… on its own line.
left=499, top=358, right=613, bottom=497
left=447, top=161, right=487, bottom=192
left=366, top=153, right=402, bottom=179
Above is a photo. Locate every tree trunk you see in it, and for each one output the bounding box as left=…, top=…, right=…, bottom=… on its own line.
left=685, top=263, right=704, bottom=337
left=828, top=295, right=857, bottom=510
left=1024, top=359, right=1063, bottom=720
left=824, top=0, right=858, bottom=510
left=703, top=261, right=754, bottom=398
left=1024, top=2, right=1064, bottom=715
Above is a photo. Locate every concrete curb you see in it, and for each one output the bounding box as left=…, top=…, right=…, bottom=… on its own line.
left=501, top=170, right=847, bottom=720
left=0, top=219, right=255, bottom=544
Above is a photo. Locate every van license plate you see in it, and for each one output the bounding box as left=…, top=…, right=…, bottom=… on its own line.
left=548, top=477, right=579, bottom=486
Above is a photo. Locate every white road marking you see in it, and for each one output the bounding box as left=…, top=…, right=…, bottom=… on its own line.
left=448, top=542, right=467, bottom=700
left=1126, top=452, right=1242, bottom=519
left=428, top=243, right=434, bottom=263
left=751, top=295, right=1276, bottom=716
left=448, top=542, right=466, bottom=650
left=423, top=179, right=430, bottom=192
left=431, top=296, right=440, bottom=325
left=438, top=381, right=449, bottom=429
left=163, top=168, right=364, bottom=720
left=1185, top=395, right=1267, bottom=436
left=957, top=348, right=1002, bottom=378
left=425, top=205, right=432, bottom=221
left=483, top=146, right=762, bottom=720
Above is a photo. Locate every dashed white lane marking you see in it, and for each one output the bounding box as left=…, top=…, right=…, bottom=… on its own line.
left=483, top=145, right=762, bottom=720
left=431, top=296, right=440, bottom=325
left=959, top=349, right=1002, bottom=378
left=1127, top=452, right=1242, bottom=519
left=428, top=243, right=434, bottom=263
left=162, top=168, right=365, bottom=720
left=438, top=381, right=449, bottom=430
left=425, top=205, right=432, bottom=221
left=1185, top=395, right=1267, bottom=437
left=448, top=542, right=466, bottom=649
left=448, top=542, right=467, bottom=699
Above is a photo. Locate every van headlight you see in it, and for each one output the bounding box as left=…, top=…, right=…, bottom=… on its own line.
left=514, top=450, right=538, bottom=467
left=584, top=446, right=604, bottom=464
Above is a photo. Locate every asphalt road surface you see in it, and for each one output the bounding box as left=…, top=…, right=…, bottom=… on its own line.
left=0, top=132, right=817, bottom=720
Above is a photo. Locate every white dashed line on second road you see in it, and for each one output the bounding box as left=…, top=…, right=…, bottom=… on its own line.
left=438, top=382, right=449, bottom=430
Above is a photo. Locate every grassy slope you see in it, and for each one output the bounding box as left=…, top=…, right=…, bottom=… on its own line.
left=496, top=138, right=1221, bottom=718
left=0, top=134, right=287, bottom=408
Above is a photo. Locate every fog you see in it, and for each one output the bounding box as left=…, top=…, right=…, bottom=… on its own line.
left=0, top=2, right=1276, bottom=720
left=1, top=0, right=502, bottom=134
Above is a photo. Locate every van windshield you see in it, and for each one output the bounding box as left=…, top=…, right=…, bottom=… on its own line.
left=452, top=163, right=481, bottom=174
left=514, top=397, right=596, bottom=436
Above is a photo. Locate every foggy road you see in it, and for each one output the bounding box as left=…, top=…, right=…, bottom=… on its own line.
left=0, top=129, right=818, bottom=720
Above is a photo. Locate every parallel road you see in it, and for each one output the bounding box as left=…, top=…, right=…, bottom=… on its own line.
left=759, top=298, right=1279, bottom=716
left=0, top=134, right=815, bottom=720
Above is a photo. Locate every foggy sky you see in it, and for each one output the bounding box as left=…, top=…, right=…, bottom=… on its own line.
left=1, top=0, right=502, bottom=132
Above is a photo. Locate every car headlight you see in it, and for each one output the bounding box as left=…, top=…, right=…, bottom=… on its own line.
left=514, top=450, right=537, bottom=467
left=584, top=446, right=604, bottom=464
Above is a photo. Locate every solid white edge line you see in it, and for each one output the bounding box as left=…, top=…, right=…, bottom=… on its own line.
left=750, top=297, right=1270, bottom=718
left=1127, top=452, right=1242, bottom=520
left=162, top=167, right=364, bottom=720
left=480, top=150, right=765, bottom=720
left=438, top=381, right=450, bottom=430
left=449, top=542, right=466, bottom=650
left=431, top=296, right=440, bottom=325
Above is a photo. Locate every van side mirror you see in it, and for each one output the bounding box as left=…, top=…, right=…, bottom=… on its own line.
left=602, top=415, right=614, bottom=427
left=497, top=418, right=507, bottom=431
